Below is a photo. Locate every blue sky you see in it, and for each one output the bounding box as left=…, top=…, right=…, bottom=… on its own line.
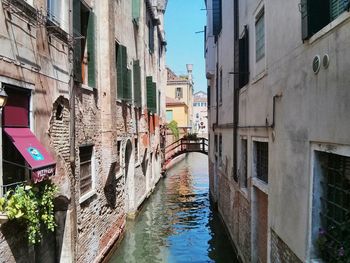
left=164, top=0, right=207, bottom=93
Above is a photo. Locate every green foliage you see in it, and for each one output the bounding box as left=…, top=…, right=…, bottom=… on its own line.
left=167, top=120, right=179, bottom=140
left=183, top=133, right=198, bottom=140
left=0, top=181, right=58, bottom=245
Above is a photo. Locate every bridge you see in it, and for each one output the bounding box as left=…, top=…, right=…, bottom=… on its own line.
left=163, top=137, right=208, bottom=169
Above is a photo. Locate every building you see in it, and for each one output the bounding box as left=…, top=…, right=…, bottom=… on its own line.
left=166, top=65, right=194, bottom=135
left=206, top=0, right=350, bottom=262
left=192, top=91, right=208, bottom=135
left=0, top=0, right=167, bottom=262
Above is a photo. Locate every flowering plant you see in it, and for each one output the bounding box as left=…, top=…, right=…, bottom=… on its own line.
left=316, top=216, right=350, bottom=262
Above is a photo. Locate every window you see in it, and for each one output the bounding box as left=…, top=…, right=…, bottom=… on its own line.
left=47, top=0, right=69, bottom=32
left=73, top=2, right=95, bottom=87
left=116, top=44, right=131, bottom=100
left=212, top=0, right=222, bottom=37
left=166, top=110, right=173, bottom=122
left=254, top=141, right=268, bottom=183
left=79, top=145, right=94, bottom=196
left=241, top=139, right=248, bottom=188
left=255, top=10, right=265, bottom=62
left=175, top=87, right=183, bottom=99
left=301, top=0, right=350, bottom=40
left=239, top=26, right=249, bottom=88
left=148, top=19, right=154, bottom=53
left=196, top=113, right=200, bottom=118
left=312, top=151, right=350, bottom=262
left=132, top=0, right=141, bottom=24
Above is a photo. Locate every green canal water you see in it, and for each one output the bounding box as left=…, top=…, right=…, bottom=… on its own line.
left=108, top=153, right=239, bottom=263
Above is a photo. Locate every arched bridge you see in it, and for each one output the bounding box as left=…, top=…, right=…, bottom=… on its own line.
left=163, top=137, right=208, bottom=168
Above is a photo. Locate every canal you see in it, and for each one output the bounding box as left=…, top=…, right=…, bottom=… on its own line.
left=108, top=153, right=239, bottom=263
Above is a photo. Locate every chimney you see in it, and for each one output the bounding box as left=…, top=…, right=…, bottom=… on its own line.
left=186, top=64, right=193, bottom=82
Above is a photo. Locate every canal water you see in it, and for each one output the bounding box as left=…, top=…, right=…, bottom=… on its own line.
left=108, top=153, right=239, bottom=263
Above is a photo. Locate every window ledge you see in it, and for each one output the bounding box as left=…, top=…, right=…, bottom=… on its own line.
left=309, top=12, right=350, bottom=44
left=252, top=177, right=268, bottom=194
left=251, top=69, right=267, bottom=84
left=239, top=187, right=249, bottom=199
left=81, top=84, right=94, bottom=92
left=116, top=172, right=123, bottom=180
left=135, top=161, right=141, bottom=168
left=79, top=190, right=96, bottom=204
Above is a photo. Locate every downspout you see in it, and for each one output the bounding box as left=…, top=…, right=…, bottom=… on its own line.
left=233, top=0, right=239, bottom=180
left=68, top=1, right=77, bottom=261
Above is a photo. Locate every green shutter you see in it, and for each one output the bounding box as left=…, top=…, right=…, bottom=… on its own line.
left=152, top=82, right=157, bottom=113
left=133, top=60, right=142, bottom=106
left=146, top=76, right=154, bottom=112
left=122, top=46, right=128, bottom=100
left=116, top=44, right=124, bottom=99
left=73, top=0, right=82, bottom=81
left=87, top=12, right=95, bottom=88
left=125, top=69, right=132, bottom=100
left=132, top=0, right=141, bottom=23
left=330, top=0, right=348, bottom=20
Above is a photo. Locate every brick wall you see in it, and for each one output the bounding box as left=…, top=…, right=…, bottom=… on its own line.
left=270, top=230, right=302, bottom=263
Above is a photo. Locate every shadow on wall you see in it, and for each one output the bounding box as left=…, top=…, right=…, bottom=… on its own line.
left=104, top=161, right=118, bottom=208
left=141, top=148, right=148, bottom=176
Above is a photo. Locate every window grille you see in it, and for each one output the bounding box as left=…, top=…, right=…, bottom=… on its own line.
left=79, top=145, right=93, bottom=196
left=318, top=152, right=350, bottom=262
left=255, top=141, right=268, bottom=183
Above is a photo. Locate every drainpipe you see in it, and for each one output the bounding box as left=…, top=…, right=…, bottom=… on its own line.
left=233, top=0, right=239, bottom=180
left=68, top=1, right=77, bottom=261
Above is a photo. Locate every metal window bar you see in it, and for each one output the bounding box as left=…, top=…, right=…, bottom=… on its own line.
left=256, top=142, right=268, bottom=183
left=319, top=152, right=350, bottom=262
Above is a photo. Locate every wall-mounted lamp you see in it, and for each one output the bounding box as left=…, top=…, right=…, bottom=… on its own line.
left=0, top=89, right=8, bottom=108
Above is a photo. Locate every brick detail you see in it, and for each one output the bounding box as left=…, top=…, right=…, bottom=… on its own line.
left=270, top=229, right=302, bottom=263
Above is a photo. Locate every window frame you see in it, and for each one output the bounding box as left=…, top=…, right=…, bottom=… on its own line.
left=252, top=138, right=269, bottom=185
left=309, top=143, right=350, bottom=261
left=255, top=9, right=265, bottom=62
left=79, top=144, right=96, bottom=203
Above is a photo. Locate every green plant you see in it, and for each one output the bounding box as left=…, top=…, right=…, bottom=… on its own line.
left=183, top=133, right=198, bottom=140
left=167, top=120, right=179, bottom=140
left=1, top=181, right=58, bottom=245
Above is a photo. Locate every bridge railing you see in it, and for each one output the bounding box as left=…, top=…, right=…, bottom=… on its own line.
left=164, top=137, right=208, bottom=162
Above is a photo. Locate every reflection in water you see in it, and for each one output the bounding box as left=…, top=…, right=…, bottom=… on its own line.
left=109, top=153, right=239, bottom=263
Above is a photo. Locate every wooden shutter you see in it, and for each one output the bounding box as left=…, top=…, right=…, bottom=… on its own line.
left=239, top=26, right=249, bottom=88
left=152, top=82, right=157, bottom=113
left=132, top=0, right=141, bottom=23
left=212, top=0, right=222, bottom=37
left=125, top=69, right=132, bottom=100
left=73, top=0, right=82, bottom=81
left=87, top=12, right=95, bottom=88
left=133, top=60, right=142, bottom=106
left=330, top=0, right=348, bottom=20
left=116, top=44, right=124, bottom=99
left=122, top=46, right=128, bottom=99
left=146, top=76, right=154, bottom=112
left=301, top=0, right=310, bottom=40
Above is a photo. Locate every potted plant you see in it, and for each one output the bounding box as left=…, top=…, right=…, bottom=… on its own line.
left=0, top=181, right=57, bottom=244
